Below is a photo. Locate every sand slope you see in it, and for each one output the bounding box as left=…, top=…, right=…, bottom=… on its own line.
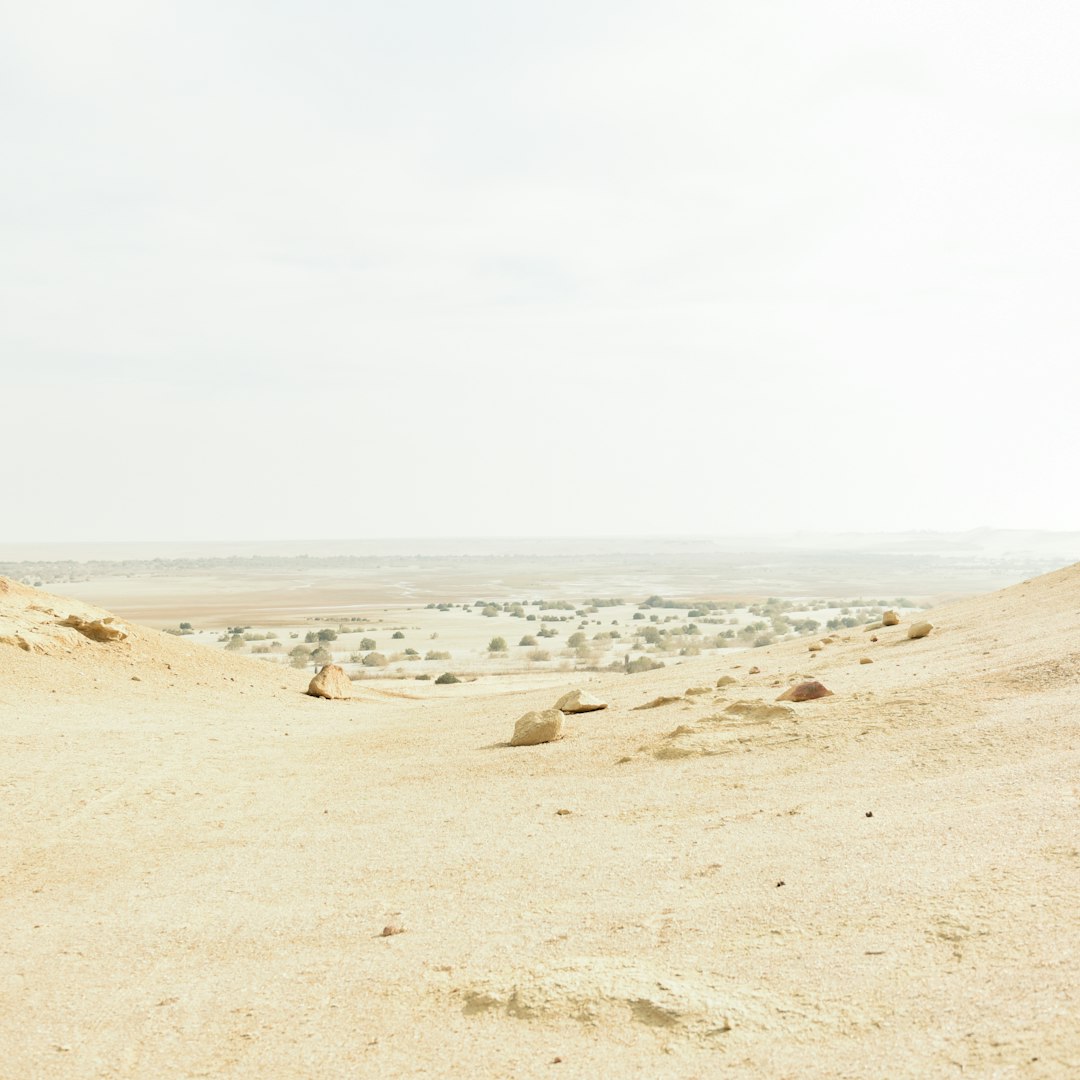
left=1, top=570, right=1079, bottom=1078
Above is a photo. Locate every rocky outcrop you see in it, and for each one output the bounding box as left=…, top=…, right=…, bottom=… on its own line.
left=58, top=615, right=129, bottom=643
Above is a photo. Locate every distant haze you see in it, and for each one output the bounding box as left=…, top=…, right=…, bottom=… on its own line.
left=4, top=3, right=1079, bottom=541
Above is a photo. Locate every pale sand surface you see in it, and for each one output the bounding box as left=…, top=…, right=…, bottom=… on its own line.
left=1, top=570, right=1078, bottom=1078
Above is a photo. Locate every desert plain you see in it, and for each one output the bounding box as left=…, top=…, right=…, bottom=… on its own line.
left=1, top=545, right=1079, bottom=1078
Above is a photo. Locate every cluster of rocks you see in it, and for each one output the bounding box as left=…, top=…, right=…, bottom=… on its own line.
left=510, top=689, right=607, bottom=746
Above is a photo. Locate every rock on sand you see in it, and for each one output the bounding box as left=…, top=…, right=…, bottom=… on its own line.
left=555, top=689, right=607, bottom=713
left=510, top=709, right=563, bottom=746
left=908, top=621, right=934, bottom=640
left=777, top=680, right=834, bottom=702
left=882, top=610, right=900, bottom=626
left=307, top=663, right=352, bottom=699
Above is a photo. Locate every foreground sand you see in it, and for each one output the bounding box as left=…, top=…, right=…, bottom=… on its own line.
left=2, top=571, right=1078, bottom=1078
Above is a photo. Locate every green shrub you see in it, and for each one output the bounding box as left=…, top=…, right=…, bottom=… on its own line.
left=435, top=672, right=460, bottom=685
left=567, top=632, right=586, bottom=647
left=392, top=631, right=405, bottom=639
left=488, top=636, right=508, bottom=653
left=360, top=637, right=376, bottom=651
left=519, top=635, right=537, bottom=647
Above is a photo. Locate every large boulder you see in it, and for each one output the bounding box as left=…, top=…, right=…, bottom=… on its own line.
left=555, top=689, right=607, bottom=714
left=307, top=663, right=352, bottom=699
left=510, top=709, right=563, bottom=746
left=59, top=614, right=129, bottom=642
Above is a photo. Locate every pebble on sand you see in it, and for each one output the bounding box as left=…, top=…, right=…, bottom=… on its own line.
left=907, top=621, right=934, bottom=640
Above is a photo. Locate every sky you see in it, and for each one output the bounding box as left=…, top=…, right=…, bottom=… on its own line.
left=3, top=1, right=1079, bottom=541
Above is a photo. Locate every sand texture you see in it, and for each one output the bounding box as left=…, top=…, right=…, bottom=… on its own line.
left=1, top=569, right=1079, bottom=1078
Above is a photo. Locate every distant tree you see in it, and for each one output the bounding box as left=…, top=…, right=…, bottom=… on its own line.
left=179, top=622, right=192, bottom=631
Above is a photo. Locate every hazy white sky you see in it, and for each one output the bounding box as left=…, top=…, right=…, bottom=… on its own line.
left=3, top=1, right=1079, bottom=541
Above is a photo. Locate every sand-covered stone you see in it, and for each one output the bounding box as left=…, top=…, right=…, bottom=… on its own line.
left=808, top=642, right=823, bottom=652
left=860, top=657, right=873, bottom=664
left=908, top=621, right=934, bottom=639
left=882, top=610, right=900, bottom=626
left=716, top=675, right=737, bottom=687
left=58, top=614, right=129, bottom=642
left=555, top=689, right=607, bottom=713
left=510, top=708, right=563, bottom=746
left=307, top=663, right=352, bottom=699
left=724, top=700, right=796, bottom=721
left=633, top=695, right=682, bottom=710
left=777, top=680, right=834, bottom=702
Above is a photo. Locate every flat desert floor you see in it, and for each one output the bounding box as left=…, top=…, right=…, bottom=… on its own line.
left=2, top=567, right=1079, bottom=1078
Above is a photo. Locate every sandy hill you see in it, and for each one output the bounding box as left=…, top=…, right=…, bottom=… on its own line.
left=1, top=569, right=1078, bottom=1078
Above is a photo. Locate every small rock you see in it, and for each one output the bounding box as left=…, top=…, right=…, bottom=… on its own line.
left=307, top=664, right=352, bottom=699
left=554, top=689, right=607, bottom=713
left=859, top=657, right=873, bottom=665
left=684, top=686, right=711, bottom=696
left=715, top=675, right=738, bottom=687
left=510, top=709, right=563, bottom=746
left=776, top=680, right=834, bottom=703
left=555, top=808, right=572, bottom=816
left=908, top=621, right=934, bottom=640
left=748, top=666, right=761, bottom=675
left=381, top=916, right=406, bottom=937
left=808, top=642, right=823, bottom=652
left=870, top=635, right=879, bottom=642
left=882, top=610, right=900, bottom=626
left=131, top=674, right=142, bottom=681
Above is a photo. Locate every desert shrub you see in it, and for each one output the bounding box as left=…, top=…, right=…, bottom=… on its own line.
left=360, top=637, right=376, bottom=651
left=252, top=645, right=271, bottom=654
left=311, top=646, right=332, bottom=665
left=415, top=674, right=431, bottom=680
left=537, top=626, right=558, bottom=638
left=425, top=650, right=451, bottom=661
left=488, top=637, right=508, bottom=653
left=392, top=630, right=405, bottom=639
left=435, top=672, right=460, bottom=685
left=224, top=635, right=245, bottom=651
left=632, top=612, right=645, bottom=620
left=567, top=632, right=587, bottom=647
left=625, top=656, right=665, bottom=674
left=518, top=635, right=537, bottom=646
left=481, top=605, right=499, bottom=618
left=525, top=614, right=536, bottom=621
left=404, top=648, right=419, bottom=656
left=362, top=652, right=388, bottom=667
left=179, top=621, right=193, bottom=631
left=528, top=649, right=551, bottom=662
